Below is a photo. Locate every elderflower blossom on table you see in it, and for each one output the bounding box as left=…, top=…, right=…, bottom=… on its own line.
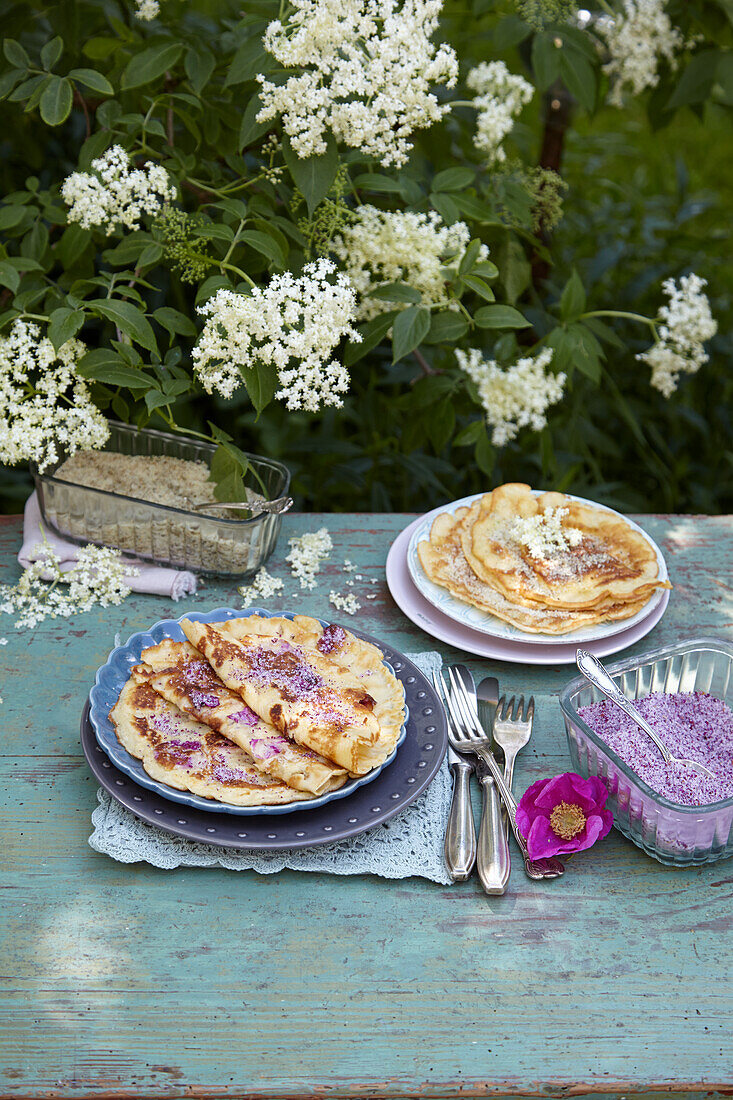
left=238, top=567, right=285, bottom=606
left=329, top=590, right=362, bottom=615
left=286, top=528, right=333, bottom=590
left=511, top=508, right=583, bottom=560
left=456, top=347, right=565, bottom=446
left=466, top=61, right=534, bottom=166
left=192, top=259, right=360, bottom=411
left=597, top=0, right=682, bottom=106
left=332, top=207, right=487, bottom=322
left=256, top=0, right=458, bottom=167
left=637, top=274, right=717, bottom=397
left=0, top=320, right=109, bottom=472
left=0, top=544, right=135, bottom=630
left=61, top=145, right=176, bottom=233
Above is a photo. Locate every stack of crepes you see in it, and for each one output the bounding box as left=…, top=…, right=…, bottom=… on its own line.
left=417, top=482, right=672, bottom=636
left=109, top=614, right=406, bottom=807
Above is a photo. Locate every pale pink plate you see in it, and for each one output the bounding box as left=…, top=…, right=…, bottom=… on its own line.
left=386, top=516, right=670, bottom=666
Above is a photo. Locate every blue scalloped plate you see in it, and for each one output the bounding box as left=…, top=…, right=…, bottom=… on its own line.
left=88, top=607, right=408, bottom=815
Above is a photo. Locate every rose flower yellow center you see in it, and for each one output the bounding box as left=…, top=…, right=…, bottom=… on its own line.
left=549, top=801, right=586, bottom=840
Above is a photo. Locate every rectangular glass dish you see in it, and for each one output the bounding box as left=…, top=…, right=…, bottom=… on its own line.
left=32, top=421, right=290, bottom=577
left=560, top=638, right=733, bottom=867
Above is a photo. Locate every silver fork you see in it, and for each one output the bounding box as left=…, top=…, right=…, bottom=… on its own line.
left=442, top=669, right=564, bottom=881
left=493, top=694, right=534, bottom=795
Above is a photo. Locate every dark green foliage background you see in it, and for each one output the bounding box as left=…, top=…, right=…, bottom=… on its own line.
left=1, top=0, right=731, bottom=515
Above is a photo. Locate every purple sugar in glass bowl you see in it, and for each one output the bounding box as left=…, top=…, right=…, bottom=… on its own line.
left=577, top=692, right=733, bottom=807
left=560, top=639, right=733, bottom=867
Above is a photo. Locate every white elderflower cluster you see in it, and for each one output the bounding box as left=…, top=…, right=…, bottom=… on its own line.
left=598, top=0, right=682, bottom=106
left=466, top=61, right=534, bottom=166
left=329, top=590, right=362, bottom=615
left=0, top=543, right=135, bottom=630
left=332, top=207, right=486, bottom=321
left=456, top=346, right=564, bottom=446
left=511, top=508, right=583, bottom=560
left=192, top=259, right=359, bottom=412
left=257, top=0, right=458, bottom=167
left=0, top=320, right=109, bottom=473
left=238, top=567, right=285, bottom=605
left=637, top=274, right=717, bottom=397
left=286, top=528, right=333, bottom=589
left=134, top=0, right=160, bottom=18
left=61, top=145, right=176, bottom=233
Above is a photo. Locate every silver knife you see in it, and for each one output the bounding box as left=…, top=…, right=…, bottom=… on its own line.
left=443, top=744, right=477, bottom=881
left=476, top=675, right=511, bottom=896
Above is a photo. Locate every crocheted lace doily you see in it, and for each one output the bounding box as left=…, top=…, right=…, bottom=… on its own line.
left=88, top=651, right=454, bottom=884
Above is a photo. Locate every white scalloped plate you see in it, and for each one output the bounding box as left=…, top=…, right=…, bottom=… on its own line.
left=406, top=492, right=668, bottom=646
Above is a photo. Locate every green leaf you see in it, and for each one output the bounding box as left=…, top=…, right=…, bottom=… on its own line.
left=48, top=307, right=85, bottom=351
left=0, top=70, right=26, bottom=100
left=153, top=307, right=196, bottom=338
left=41, top=37, right=63, bottom=71
left=391, top=306, right=431, bottom=363
left=463, top=275, right=495, bottom=303
left=473, top=305, right=530, bottom=329
left=475, top=429, right=495, bottom=474
left=145, top=389, right=171, bottom=413
left=239, top=93, right=269, bottom=149
left=283, top=133, right=339, bottom=216
left=122, top=42, right=183, bottom=90
left=57, top=224, right=91, bottom=267
left=454, top=419, right=484, bottom=446
left=432, top=167, right=475, bottom=192
left=424, top=311, right=469, bottom=345
left=458, top=238, right=483, bottom=277
left=88, top=298, right=158, bottom=354
left=344, top=311, right=397, bottom=367
left=83, top=37, right=120, bottom=61
left=667, top=51, right=719, bottom=109
left=0, top=205, right=27, bottom=230
left=239, top=229, right=286, bottom=266
left=3, top=39, right=29, bottom=69
left=352, top=173, right=403, bottom=194
left=451, top=194, right=502, bottom=223
left=69, top=68, right=114, bottom=96
left=241, top=361, right=278, bottom=415
left=370, top=283, right=422, bottom=304
left=225, top=39, right=269, bottom=87
left=185, top=46, right=216, bottom=95
left=560, top=50, right=596, bottom=112
left=532, top=33, right=561, bottom=91
left=547, top=323, right=601, bottom=380
left=498, top=234, right=531, bottom=304
left=430, top=193, right=460, bottom=225
left=40, top=76, right=73, bottom=125
left=559, top=269, right=586, bottom=321
left=427, top=401, right=455, bottom=453
left=78, top=349, right=156, bottom=390
left=0, top=262, right=20, bottom=293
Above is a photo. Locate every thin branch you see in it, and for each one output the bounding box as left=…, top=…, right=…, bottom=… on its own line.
left=413, top=348, right=441, bottom=376
left=73, top=89, right=92, bottom=139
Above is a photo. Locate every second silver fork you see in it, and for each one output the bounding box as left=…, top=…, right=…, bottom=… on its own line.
left=443, top=669, right=564, bottom=881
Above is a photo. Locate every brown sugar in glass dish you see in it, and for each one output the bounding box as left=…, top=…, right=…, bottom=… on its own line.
left=32, top=421, right=290, bottom=577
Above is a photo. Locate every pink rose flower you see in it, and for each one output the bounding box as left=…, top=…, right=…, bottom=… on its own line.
left=516, top=772, right=614, bottom=859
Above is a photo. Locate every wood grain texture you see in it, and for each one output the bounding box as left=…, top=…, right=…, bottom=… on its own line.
left=1, top=512, right=732, bottom=1099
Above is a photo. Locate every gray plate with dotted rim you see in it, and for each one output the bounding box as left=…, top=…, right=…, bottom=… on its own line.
left=80, top=639, right=447, bottom=851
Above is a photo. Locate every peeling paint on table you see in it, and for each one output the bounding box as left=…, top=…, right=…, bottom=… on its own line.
left=1, top=512, right=732, bottom=1099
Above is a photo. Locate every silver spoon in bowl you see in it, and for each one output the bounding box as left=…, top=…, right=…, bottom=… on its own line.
left=191, top=495, right=294, bottom=518
left=576, top=649, right=716, bottom=782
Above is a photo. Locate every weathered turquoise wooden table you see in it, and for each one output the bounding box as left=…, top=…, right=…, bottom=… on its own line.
left=1, top=511, right=732, bottom=1099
